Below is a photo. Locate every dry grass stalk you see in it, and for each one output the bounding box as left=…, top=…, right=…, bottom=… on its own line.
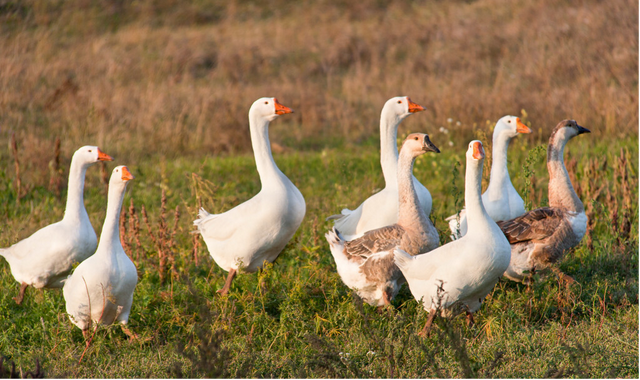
left=529, top=172, right=538, bottom=206
left=192, top=232, right=200, bottom=267
left=474, top=128, right=491, bottom=190
left=48, top=137, right=62, bottom=196
left=614, top=148, right=634, bottom=243
left=311, top=215, right=319, bottom=247
left=556, top=280, right=576, bottom=327
left=128, top=198, right=142, bottom=264
left=141, top=189, right=180, bottom=283
left=10, top=132, right=23, bottom=205
left=120, top=207, right=131, bottom=258
left=141, top=204, right=163, bottom=281
left=190, top=172, right=219, bottom=267
left=581, top=156, right=607, bottom=251
left=190, top=173, right=217, bottom=211
left=158, top=191, right=168, bottom=280
left=168, top=205, right=180, bottom=279
left=100, top=161, right=109, bottom=195
left=522, top=145, right=546, bottom=212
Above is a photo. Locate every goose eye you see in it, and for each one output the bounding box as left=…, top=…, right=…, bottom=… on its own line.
left=264, top=101, right=268, bottom=104
left=88, top=150, right=92, bottom=152
left=397, top=100, right=402, bottom=104
left=508, top=120, right=511, bottom=123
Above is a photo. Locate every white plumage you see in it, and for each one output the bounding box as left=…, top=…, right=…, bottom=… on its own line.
left=63, top=165, right=137, bottom=338
left=0, top=146, right=113, bottom=304
left=327, top=96, right=432, bottom=240
left=395, top=140, right=511, bottom=335
left=447, top=115, right=531, bottom=239
left=193, top=97, right=306, bottom=295
left=326, top=133, right=440, bottom=306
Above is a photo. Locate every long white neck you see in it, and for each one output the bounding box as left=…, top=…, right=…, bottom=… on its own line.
left=486, top=131, right=512, bottom=197
left=465, top=158, right=493, bottom=237
left=380, top=111, right=403, bottom=186
left=249, top=113, right=283, bottom=189
left=97, top=181, right=126, bottom=255
left=63, top=158, right=90, bottom=223
left=547, top=130, right=583, bottom=212
left=397, top=149, right=428, bottom=227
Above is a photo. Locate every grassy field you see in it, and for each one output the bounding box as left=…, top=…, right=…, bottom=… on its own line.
left=0, top=0, right=638, bottom=378
left=0, top=134, right=637, bottom=377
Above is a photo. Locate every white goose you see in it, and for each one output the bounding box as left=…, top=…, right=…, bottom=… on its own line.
left=394, top=141, right=511, bottom=335
left=326, top=133, right=440, bottom=307
left=0, top=145, right=113, bottom=304
left=63, top=166, right=137, bottom=340
left=194, top=97, right=306, bottom=296
left=498, top=120, right=590, bottom=283
left=327, top=96, right=431, bottom=240
left=447, top=116, right=531, bottom=239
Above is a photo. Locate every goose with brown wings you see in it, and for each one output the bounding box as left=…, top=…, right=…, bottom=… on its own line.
left=497, top=119, right=590, bottom=283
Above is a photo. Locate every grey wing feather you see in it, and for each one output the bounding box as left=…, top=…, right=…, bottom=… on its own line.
left=497, top=207, right=564, bottom=244
left=343, top=225, right=404, bottom=258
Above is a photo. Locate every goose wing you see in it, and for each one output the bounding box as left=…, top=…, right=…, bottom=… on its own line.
left=497, top=207, right=564, bottom=244
left=343, top=225, right=404, bottom=259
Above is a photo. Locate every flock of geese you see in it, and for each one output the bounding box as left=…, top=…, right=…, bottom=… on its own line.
left=0, top=96, right=590, bottom=340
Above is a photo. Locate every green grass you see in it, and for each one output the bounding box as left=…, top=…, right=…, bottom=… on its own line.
left=0, top=134, right=637, bottom=377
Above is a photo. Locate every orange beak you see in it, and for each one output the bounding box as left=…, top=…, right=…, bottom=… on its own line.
left=121, top=166, right=134, bottom=182
left=516, top=118, right=532, bottom=134
left=97, top=148, right=113, bottom=162
left=407, top=97, right=426, bottom=113
left=274, top=98, right=293, bottom=115
left=472, top=142, right=485, bottom=160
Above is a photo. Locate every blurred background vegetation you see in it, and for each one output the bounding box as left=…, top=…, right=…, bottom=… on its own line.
left=0, top=0, right=637, bottom=167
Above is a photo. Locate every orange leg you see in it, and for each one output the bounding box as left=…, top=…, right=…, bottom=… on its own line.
left=376, top=288, right=395, bottom=313
left=466, top=311, right=475, bottom=327
left=419, top=310, right=437, bottom=337
left=217, top=268, right=237, bottom=296
left=12, top=282, right=28, bottom=305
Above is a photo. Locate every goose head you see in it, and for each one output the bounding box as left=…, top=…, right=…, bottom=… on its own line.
left=401, top=133, right=440, bottom=158
left=110, top=165, right=134, bottom=187
left=357, top=281, right=398, bottom=307
left=73, top=146, right=113, bottom=166
left=551, top=119, right=590, bottom=140
left=467, top=140, right=485, bottom=162
left=250, top=97, right=293, bottom=122
left=494, top=115, right=531, bottom=140
left=382, top=96, right=425, bottom=124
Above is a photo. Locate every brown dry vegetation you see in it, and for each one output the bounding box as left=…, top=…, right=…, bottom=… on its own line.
left=0, top=0, right=637, bottom=167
